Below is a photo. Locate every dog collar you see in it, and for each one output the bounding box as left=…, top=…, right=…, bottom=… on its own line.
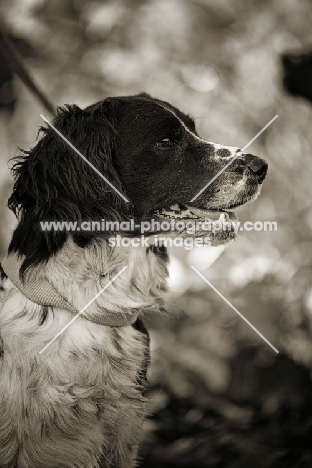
left=1, top=253, right=138, bottom=327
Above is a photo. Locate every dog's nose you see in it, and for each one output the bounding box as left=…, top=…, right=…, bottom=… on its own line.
left=246, top=156, right=268, bottom=183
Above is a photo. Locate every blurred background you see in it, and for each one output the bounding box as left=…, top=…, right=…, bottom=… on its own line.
left=1, top=0, right=312, bottom=466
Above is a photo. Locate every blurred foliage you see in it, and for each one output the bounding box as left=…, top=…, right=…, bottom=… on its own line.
left=0, top=0, right=312, bottom=466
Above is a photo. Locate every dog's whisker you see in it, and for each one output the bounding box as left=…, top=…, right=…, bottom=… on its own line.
left=190, top=115, right=277, bottom=202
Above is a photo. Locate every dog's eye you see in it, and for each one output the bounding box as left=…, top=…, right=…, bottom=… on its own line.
left=156, top=138, right=174, bottom=149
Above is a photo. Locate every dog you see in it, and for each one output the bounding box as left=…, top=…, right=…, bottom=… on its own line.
left=0, top=93, right=267, bottom=467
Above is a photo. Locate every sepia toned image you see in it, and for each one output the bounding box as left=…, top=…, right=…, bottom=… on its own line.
left=0, top=0, right=312, bottom=467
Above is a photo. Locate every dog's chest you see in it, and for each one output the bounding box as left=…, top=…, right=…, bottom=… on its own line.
left=56, top=318, right=149, bottom=400
left=0, top=307, right=150, bottom=467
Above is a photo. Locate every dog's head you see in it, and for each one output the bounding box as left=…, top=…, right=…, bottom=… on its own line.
left=8, top=93, right=267, bottom=273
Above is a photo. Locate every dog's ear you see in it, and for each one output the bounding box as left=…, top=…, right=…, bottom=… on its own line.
left=8, top=101, right=133, bottom=275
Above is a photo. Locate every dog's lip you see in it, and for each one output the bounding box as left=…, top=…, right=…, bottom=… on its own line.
left=154, top=203, right=238, bottom=221
left=186, top=204, right=238, bottom=221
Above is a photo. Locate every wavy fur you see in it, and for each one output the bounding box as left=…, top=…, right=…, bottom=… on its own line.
left=0, top=239, right=167, bottom=467
left=0, top=93, right=267, bottom=467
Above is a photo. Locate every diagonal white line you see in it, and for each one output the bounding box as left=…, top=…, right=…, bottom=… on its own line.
left=39, top=265, right=128, bottom=354
left=190, top=115, right=278, bottom=202
left=40, top=114, right=129, bottom=203
left=191, top=266, right=279, bottom=353
left=240, top=115, right=279, bottom=152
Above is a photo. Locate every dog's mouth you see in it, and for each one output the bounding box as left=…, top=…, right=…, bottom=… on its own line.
left=152, top=203, right=241, bottom=246
left=154, top=203, right=238, bottom=222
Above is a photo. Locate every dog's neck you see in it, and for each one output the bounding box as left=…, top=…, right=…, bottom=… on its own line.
left=1, top=252, right=139, bottom=327
left=1, top=238, right=168, bottom=327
